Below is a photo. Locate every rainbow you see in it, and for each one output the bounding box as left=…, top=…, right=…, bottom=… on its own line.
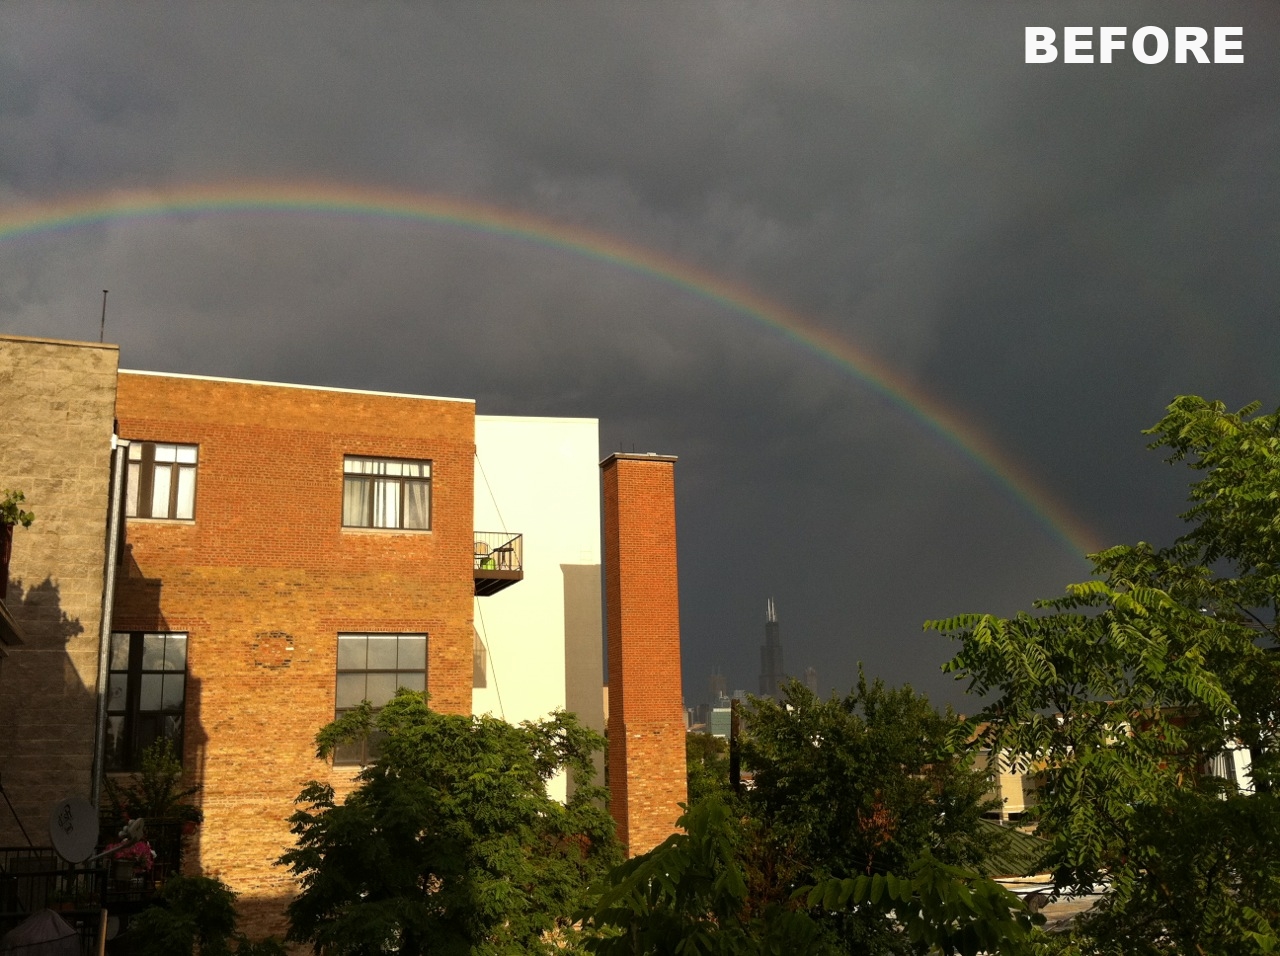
left=0, top=181, right=1104, bottom=557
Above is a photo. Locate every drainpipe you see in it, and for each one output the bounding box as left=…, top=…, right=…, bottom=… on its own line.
left=90, top=438, right=128, bottom=808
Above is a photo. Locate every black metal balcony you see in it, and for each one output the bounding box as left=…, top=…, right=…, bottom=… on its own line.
left=474, top=532, right=523, bottom=596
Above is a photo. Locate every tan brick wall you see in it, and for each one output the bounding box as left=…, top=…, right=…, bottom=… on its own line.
left=114, top=372, right=476, bottom=938
left=0, top=335, right=119, bottom=846
left=602, top=454, right=686, bottom=857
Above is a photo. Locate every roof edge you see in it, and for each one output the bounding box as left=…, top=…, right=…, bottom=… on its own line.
left=119, top=369, right=474, bottom=405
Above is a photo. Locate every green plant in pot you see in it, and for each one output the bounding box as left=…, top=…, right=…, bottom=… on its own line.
left=103, top=739, right=202, bottom=877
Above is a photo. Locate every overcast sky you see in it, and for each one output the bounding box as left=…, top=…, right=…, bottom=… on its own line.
left=2, top=3, right=1276, bottom=709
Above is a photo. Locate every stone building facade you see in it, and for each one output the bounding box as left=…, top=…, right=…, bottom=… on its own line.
left=0, top=335, right=119, bottom=847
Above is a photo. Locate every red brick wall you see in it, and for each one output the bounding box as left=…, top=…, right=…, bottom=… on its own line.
left=113, top=373, right=476, bottom=938
left=602, top=454, right=686, bottom=857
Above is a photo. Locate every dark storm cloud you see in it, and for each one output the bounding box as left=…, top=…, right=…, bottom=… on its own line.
left=1, top=2, right=1277, bottom=705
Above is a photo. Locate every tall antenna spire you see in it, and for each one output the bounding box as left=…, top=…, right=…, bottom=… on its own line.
left=759, top=597, right=784, bottom=698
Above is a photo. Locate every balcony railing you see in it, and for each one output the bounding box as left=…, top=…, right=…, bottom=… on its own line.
left=474, top=532, right=523, bottom=596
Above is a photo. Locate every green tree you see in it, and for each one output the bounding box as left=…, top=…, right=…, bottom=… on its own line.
left=583, top=679, right=1031, bottom=956
left=686, top=731, right=731, bottom=804
left=930, top=396, right=1280, bottom=955
left=582, top=796, right=836, bottom=956
left=741, top=677, right=1004, bottom=954
left=582, top=796, right=1038, bottom=956
left=280, top=690, right=621, bottom=955
left=128, top=875, right=285, bottom=956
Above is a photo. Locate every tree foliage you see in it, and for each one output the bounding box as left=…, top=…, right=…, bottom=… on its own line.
left=741, top=677, right=1005, bottom=953
left=582, top=796, right=1038, bottom=956
left=584, top=679, right=1035, bottom=955
left=280, top=691, right=620, bottom=956
left=128, top=875, right=285, bottom=956
left=686, top=731, right=732, bottom=804
left=930, top=396, right=1280, bottom=954
left=582, top=796, right=832, bottom=956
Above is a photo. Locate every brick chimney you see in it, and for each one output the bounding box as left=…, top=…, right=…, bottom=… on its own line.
left=601, top=453, right=687, bottom=857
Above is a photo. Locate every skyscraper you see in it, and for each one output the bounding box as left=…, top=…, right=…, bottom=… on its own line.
left=803, top=666, right=819, bottom=695
left=758, top=597, right=786, bottom=699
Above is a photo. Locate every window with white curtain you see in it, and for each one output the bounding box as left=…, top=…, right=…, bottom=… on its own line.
left=342, top=456, right=431, bottom=530
left=125, top=442, right=198, bottom=520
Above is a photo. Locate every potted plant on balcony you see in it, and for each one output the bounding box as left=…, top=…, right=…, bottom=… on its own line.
left=0, top=489, right=35, bottom=600
left=103, top=739, right=202, bottom=881
left=106, top=837, right=156, bottom=879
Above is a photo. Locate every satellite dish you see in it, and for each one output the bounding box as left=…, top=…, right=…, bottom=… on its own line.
left=49, top=796, right=98, bottom=863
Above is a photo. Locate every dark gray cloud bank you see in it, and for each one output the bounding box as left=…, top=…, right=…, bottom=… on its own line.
left=2, top=3, right=1276, bottom=708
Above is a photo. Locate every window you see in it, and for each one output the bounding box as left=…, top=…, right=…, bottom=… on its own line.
left=334, top=633, right=427, bottom=765
left=106, top=632, right=187, bottom=772
left=342, top=457, right=431, bottom=530
left=126, top=442, right=198, bottom=519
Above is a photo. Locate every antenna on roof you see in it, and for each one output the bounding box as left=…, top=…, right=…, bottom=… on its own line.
left=99, top=290, right=108, bottom=343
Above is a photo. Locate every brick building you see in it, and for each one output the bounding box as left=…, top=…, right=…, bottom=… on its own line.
left=0, top=333, right=685, bottom=938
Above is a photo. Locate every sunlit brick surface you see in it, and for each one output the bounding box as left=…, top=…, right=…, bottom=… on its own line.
left=114, top=372, right=476, bottom=938
left=602, top=454, right=686, bottom=857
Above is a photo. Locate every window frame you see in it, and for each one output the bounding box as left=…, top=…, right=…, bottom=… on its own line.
left=341, top=456, right=432, bottom=531
left=126, top=442, right=199, bottom=521
left=333, top=632, right=428, bottom=765
left=106, top=631, right=188, bottom=772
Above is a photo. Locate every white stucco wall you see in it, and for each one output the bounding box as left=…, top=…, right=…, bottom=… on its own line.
left=472, top=417, right=601, bottom=750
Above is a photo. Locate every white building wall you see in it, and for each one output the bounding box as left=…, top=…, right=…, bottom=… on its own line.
left=472, top=417, right=602, bottom=799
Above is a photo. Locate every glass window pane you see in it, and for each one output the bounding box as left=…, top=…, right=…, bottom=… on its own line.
left=367, top=636, right=398, bottom=669
left=154, top=444, right=178, bottom=463
left=383, top=461, right=403, bottom=476
left=142, top=635, right=166, bottom=670
left=162, top=674, right=185, bottom=710
left=110, top=633, right=131, bottom=670
left=335, top=634, right=366, bottom=670
left=165, top=635, right=187, bottom=671
left=163, top=715, right=183, bottom=752
left=176, top=446, right=197, bottom=464
left=403, top=481, right=429, bottom=529
left=108, top=675, right=128, bottom=711
left=105, top=716, right=127, bottom=771
left=139, top=674, right=163, bottom=711
left=151, top=465, right=172, bottom=519
left=332, top=739, right=364, bottom=766
left=128, top=443, right=142, bottom=461
left=336, top=673, right=366, bottom=708
left=398, top=636, right=426, bottom=670
left=396, top=671, right=425, bottom=694
left=342, top=477, right=371, bottom=527
left=175, top=466, right=196, bottom=519
left=126, top=463, right=140, bottom=517
left=365, top=672, right=398, bottom=706
left=372, top=479, right=399, bottom=528
left=136, top=715, right=162, bottom=756
left=337, top=636, right=366, bottom=670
